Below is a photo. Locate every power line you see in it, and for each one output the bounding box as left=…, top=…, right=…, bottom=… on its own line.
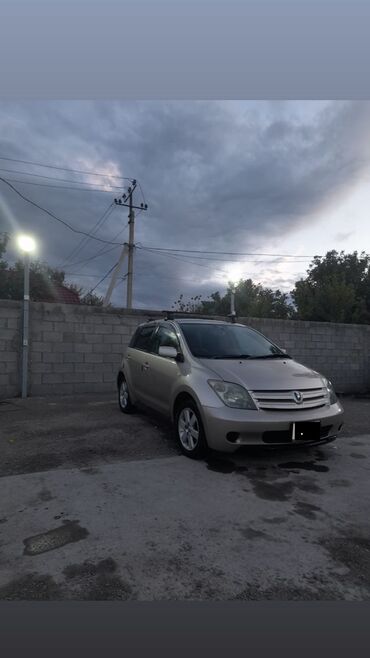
left=61, top=202, right=114, bottom=264
left=64, top=219, right=132, bottom=290
left=0, top=167, right=127, bottom=190
left=114, top=273, right=128, bottom=289
left=0, top=177, right=125, bottom=246
left=58, top=202, right=115, bottom=269
left=65, top=221, right=130, bottom=270
left=86, top=262, right=119, bottom=295
left=65, top=245, right=308, bottom=291
left=65, top=244, right=121, bottom=270
left=67, top=210, right=140, bottom=273
left=137, top=246, right=309, bottom=279
left=2, top=177, right=121, bottom=194
left=137, top=246, right=312, bottom=264
left=137, top=245, right=231, bottom=277
left=137, top=180, right=147, bottom=207
left=0, top=155, right=134, bottom=182
left=138, top=245, right=317, bottom=258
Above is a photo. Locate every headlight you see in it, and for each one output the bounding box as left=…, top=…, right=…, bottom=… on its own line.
left=323, top=378, right=337, bottom=405
left=208, top=380, right=257, bottom=409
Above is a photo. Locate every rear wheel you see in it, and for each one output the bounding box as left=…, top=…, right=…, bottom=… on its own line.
left=174, top=400, right=208, bottom=459
left=118, top=375, right=135, bottom=414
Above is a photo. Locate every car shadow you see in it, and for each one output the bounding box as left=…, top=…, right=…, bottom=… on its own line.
left=131, top=402, right=336, bottom=469
left=134, top=403, right=177, bottom=443
left=206, top=442, right=333, bottom=474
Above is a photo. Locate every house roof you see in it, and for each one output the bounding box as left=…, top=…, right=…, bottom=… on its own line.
left=44, top=284, right=80, bottom=305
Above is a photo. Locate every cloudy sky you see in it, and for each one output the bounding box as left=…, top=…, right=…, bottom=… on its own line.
left=0, top=100, right=370, bottom=309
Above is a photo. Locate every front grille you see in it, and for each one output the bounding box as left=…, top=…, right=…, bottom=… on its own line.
left=250, top=387, right=329, bottom=411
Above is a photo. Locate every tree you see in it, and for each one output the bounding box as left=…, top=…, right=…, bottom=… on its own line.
left=171, top=294, right=204, bottom=313
left=172, top=279, right=293, bottom=319
left=229, top=279, right=292, bottom=319
left=81, top=291, right=106, bottom=306
left=292, top=250, right=370, bottom=323
left=0, top=231, right=9, bottom=271
left=172, top=251, right=370, bottom=324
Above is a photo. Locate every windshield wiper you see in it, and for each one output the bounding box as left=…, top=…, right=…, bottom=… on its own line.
left=211, top=354, right=251, bottom=360
left=249, top=353, right=291, bottom=360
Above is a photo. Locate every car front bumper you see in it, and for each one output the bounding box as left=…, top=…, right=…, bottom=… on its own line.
left=201, top=401, right=344, bottom=452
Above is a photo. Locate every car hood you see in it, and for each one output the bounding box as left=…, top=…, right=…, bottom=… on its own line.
left=199, top=357, right=324, bottom=391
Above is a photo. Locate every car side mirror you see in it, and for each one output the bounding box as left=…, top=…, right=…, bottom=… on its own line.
left=158, top=346, right=178, bottom=359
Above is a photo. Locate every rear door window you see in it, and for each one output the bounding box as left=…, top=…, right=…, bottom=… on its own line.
left=130, top=325, right=157, bottom=352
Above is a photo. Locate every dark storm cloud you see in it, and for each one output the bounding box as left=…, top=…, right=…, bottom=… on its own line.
left=0, top=100, right=370, bottom=308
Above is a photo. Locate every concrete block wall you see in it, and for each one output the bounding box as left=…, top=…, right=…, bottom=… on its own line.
left=0, top=299, right=370, bottom=398
left=238, top=317, right=370, bottom=394
left=0, top=300, right=22, bottom=400
left=27, top=302, right=161, bottom=396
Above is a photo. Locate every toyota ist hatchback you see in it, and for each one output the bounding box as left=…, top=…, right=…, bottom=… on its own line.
left=117, top=318, right=344, bottom=458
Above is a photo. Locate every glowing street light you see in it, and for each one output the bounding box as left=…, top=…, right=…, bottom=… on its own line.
left=17, top=233, right=37, bottom=398
left=17, top=234, right=36, bottom=254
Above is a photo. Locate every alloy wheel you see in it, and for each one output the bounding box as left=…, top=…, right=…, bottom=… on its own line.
left=119, top=379, right=129, bottom=409
left=178, top=407, right=200, bottom=451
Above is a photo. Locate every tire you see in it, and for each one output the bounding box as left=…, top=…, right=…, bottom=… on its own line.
left=174, top=399, right=208, bottom=459
left=118, top=375, right=135, bottom=414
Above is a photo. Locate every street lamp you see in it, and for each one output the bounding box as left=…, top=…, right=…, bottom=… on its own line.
left=229, top=283, right=237, bottom=323
left=17, top=235, right=36, bottom=254
left=225, top=263, right=243, bottom=323
left=17, top=234, right=36, bottom=398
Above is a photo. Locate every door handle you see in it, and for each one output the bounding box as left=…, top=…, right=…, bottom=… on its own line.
left=142, top=362, right=150, bottom=372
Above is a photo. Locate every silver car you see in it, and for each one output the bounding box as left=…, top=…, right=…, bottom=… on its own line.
left=117, top=318, right=344, bottom=458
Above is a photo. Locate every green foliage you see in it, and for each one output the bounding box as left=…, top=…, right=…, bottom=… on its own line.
left=172, top=251, right=370, bottom=324
left=0, top=232, right=9, bottom=270
left=292, top=250, right=370, bottom=323
left=172, top=294, right=204, bottom=313
left=172, top=280, right=292, bottom=319
left=81, top=291, right=105, bottom=306
left=0, top=233, right=101, bottom=305
left=1, top=258, right=67, bottom=302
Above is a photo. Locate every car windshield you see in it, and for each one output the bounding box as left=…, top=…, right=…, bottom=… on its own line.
left=179, top=323, right=289, bottom=359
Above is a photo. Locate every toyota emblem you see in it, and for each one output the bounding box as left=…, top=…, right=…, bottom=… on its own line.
left=293, top=391, right=303, bottom=404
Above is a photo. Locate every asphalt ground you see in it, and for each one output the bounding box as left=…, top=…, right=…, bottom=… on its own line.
left=0, top=393, right=369, bottom=600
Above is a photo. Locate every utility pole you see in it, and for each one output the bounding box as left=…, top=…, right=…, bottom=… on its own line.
left=126, top=186, right=135, bottom=309
left=113, top=180, right=148, bottom=309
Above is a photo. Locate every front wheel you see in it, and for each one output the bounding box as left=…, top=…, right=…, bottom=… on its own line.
left=175, top=400, right=208, bottom=459
left=118, top=375, right=135, bottom=414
